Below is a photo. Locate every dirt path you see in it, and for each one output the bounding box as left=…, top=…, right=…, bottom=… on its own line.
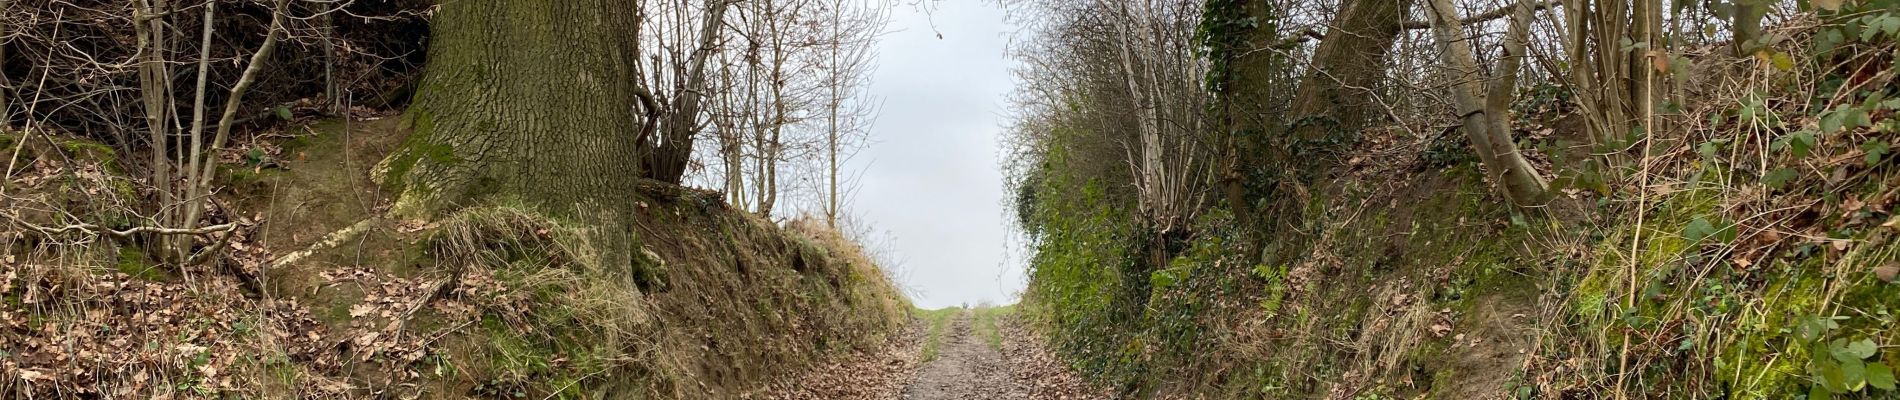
left=756, top=309, right=1107, bottom=400
left=901, top=311, right=1027, bottom=399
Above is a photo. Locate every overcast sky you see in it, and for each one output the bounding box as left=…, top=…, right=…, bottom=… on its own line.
left=851, top=1, right=1022, bottom=309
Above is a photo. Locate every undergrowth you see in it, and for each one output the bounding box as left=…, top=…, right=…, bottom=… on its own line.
left=1, top=119, right=910, bottom=399
left=1012, top=9, right=1900, bottom=399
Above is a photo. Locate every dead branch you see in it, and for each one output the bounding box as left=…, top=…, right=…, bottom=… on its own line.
left=16, top=219, right=235, bottom=238
left=1274, top=0, right=1559, bottom=49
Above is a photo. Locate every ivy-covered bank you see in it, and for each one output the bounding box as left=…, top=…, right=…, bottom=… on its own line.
left=1008, top=2, right=1900, bottom=398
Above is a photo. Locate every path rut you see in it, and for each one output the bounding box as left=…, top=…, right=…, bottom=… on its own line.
left=755, top=309, right=1107, bottom=400
left=901, top=312, right=1025, bottom=399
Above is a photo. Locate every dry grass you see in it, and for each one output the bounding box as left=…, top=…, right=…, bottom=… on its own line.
left=2, top=123, right=913, bottom=399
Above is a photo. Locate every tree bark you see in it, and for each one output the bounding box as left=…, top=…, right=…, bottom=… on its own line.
left=379, top=0, right=644, bottom=224
left=1732, top=0, right=1766, bottom=55
left=1426, top=0, right=1551, bottom=206
left=132, top=0, right=173, bottom=235
left=1278, top=0, right=1408, bottom=176
left=170, top=1, right=216, bottom=260
left=0, top=0, right=10, bottom=128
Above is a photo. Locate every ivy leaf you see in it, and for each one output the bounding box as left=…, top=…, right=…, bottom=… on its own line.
left=1150, top=269, right=1181, bottom=289
left=1817, top=356, right=1850, bottom=393
left=1844, top=358, right=1869, bottom=391
left=1770, top=51, right=1795, bottom=71
left=274, top=106, right=293, bottom=121
left=1845, top=339, right=1879, bottom=359
left=1864, top=140, right=1889, bottom=164
left=1684, top=217, right=1717, bottom=243
left=1765, top=168, right=1799, bottom=190
left=1814, top=0, right=1843, bottom=11
left=1777, top=131, right=1817, bottom=157
left=1798, top=315, right=1839, bottom=342
left=1811, top=383, right=1835, bottom=400
left=1869, top=362, right=1896, bottom=391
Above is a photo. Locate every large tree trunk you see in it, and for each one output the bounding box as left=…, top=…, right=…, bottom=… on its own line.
left=1278, top=0, right=1408, bottom=175
left=379, top=0, right=644, bottom=224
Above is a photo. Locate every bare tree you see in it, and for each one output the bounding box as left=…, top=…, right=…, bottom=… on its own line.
left=1006, top=0, right=1215, bottom=269
left=131, top=0, right=176, bottom=246
left=817, top=0, right=889, bottom=227
left=1558, top=0, right=1665, bottom=157
left=640, top=0, right=733, bottom=184
left=1426, top=0, right=1551, bottom=206
left=0, top=0, right=10, bottom=128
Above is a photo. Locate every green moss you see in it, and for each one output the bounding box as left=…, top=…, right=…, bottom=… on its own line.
left=379, top=110, right=459, bottom=213
left=114, top=247, right=167, bottom=281
left=56, top=137, right=121, bottom=170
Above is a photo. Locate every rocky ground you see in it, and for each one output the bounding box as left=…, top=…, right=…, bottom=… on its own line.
left=755, top=309, right=1107, bottom=400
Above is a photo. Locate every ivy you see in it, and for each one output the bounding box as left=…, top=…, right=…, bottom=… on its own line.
left=1792, top=314, right=1897, bottom=397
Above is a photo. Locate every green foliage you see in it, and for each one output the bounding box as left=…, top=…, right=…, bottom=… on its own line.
left=1195, top=0, right=1269, bottom=94
left=1681, top=216, right=1737, bottom=246
left=1794, top=314, right=1895, bottom=397
left=919, top=308, right=958, bottom=362
left=973, top=306, right=1013, bottom=350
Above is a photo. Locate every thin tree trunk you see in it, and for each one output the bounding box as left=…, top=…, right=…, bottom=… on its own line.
left=322, top=6, right=339, bottom=114
left=177, top=0, right=291, bottom=262
left=1426, top=0, right=1550, bottom=206
left=644, top=0, right=730, bottom=184
left=1629, top=0, right=1662, bottom=122
left=714, top=62, right=746, bottom=207
left=826, top=11, right=841, bottom=228
left=1733, top=0, right=1766, bottom=55
left=171, top=1, right=216, bottom=260
left=133, top=0, right=173, bottom=235
left=1109, top=0, right=1165, bottom=230
left=0, top=0, right=9, bottom=127
left=762, top=69, right=783, bottom=218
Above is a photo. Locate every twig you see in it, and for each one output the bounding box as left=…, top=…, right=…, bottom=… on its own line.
left=15, top=218, right=234, bottom=237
